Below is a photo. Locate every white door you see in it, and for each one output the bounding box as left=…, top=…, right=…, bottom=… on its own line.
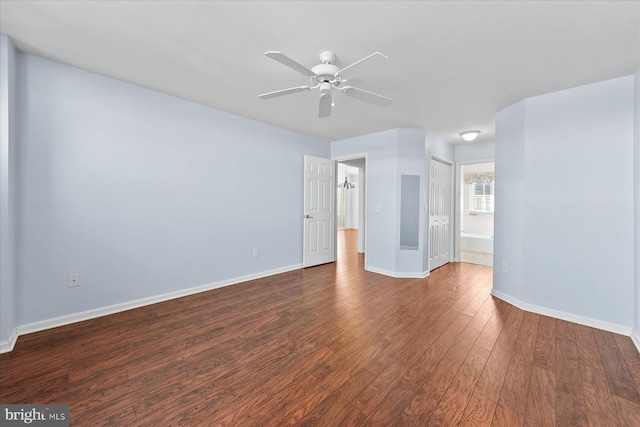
left=429, top=157, right=452, bottom=270
left=303, top=155, right=336, bottom=267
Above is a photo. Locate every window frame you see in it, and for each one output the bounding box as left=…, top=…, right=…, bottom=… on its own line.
left=469, top=181, right=494, bottom=215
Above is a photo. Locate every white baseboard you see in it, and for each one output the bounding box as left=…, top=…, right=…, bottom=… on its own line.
left=365, top=266, right=396, bottom=278
left=0, top=264, right=301, bottom=354
left=395, top=271, right=430, bottom=279
left=365, top=266, right=429, bottom=279
left=631, top=329, right=640, bottom=353
left=490, top=289, right=524, bottom=308
left=0, top=327, right=18, bottom=354
left=491, top=289, right=633, bottom=336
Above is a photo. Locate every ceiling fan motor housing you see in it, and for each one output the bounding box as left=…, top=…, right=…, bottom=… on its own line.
left=311, top=63, right=340, bottom=82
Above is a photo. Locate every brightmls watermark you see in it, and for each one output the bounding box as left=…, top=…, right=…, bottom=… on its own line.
left=0, top=405, right=69, bottom=426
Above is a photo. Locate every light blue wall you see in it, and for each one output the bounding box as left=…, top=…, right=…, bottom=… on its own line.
left=331, top=128, right=428, bottom=276
left=0, top=35, right=18, bottom=344
left=15, top=53, right=328, bottom=327
left=455, top=140, right=495, bottom=163
left=332, top=129, right=399, bottom=274
left=493, top=101, right=526, bottom=302
left=396, top=129, right=426, bottom=275
left=425, top=130, right=454, bottom=162
left=524, top=76, right=634, bottom=326
left=495, top=76, right=635, bottom=329
left=634, top=64, right=640, bottom=339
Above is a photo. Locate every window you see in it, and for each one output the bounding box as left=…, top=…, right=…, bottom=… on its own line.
left=470, top=181, right=494, bottom=214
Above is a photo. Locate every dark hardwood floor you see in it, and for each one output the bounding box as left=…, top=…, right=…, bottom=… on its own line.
left=2, top=229, right=640, bottom=426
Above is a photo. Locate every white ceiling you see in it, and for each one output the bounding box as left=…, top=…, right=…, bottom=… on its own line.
left=1, top=1, right=638, bottom=144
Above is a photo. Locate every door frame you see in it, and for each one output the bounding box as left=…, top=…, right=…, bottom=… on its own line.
left=454, top=158, right=495, bottom=262
left=333, top=153, right=368, bottom=267
left=427, top=153, right=455, bottom=271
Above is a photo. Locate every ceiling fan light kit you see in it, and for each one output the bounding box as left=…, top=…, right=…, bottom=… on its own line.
left=259, top=50, right=392, bottom=118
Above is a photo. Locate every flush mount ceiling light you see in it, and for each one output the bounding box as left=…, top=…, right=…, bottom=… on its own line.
left=459, top=130, right=481, bottom=142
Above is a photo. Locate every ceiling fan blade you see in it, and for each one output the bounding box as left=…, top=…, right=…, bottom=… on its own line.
left=336, top=52, right=388, bottom=77
left=342, top=86, right=392, bottom=107
left=319, top=93, right=332, bottom=118
left=258, top=86, right=311, bottom=99
left=265, top=51, right=316, bottom=78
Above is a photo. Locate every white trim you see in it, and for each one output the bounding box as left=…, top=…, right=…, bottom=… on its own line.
left=366, top=266, right=429, bottom=279
left=491, top=289, right=632, bottom=336
left=0, top=327, right=18, bottom=354
left=631, top=329, right=640, bottom=353
left=365, top=266, right=396, bottom=277
left=456, top=158, right=496, bottom=167
left=490, top=289, right=524, bottom=308
left=0, top=263, right=301, bottom=354
left=430, top=153, right=454, bottom=167
left=332, top=152, right=369, bottom=163
left=394, top=271, right=429, bottom=279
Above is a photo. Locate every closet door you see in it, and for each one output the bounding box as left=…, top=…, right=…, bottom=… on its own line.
left=429, top=157, right=452, bottom=270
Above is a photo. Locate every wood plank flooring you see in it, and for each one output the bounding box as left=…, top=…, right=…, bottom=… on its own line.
left=1, top=229, right=639, bottom=426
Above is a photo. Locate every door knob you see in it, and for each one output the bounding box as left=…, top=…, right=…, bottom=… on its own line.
left=304, top=215, right=312, bottom=219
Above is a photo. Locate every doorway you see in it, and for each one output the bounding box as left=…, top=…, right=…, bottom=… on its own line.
left=458, top=162, right=494, bottom=266
left=335, top=157, right=366, bottom=263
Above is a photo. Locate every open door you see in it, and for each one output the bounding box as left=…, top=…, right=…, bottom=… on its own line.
left=303, top=155, right=336, bottom=267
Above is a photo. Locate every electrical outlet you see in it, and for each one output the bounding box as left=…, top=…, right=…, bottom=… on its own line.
left=68, top=273, right=80, bottom=287
left=501, top=263, right=508, bottom=273
left=253, top=248, right=259, bottom=257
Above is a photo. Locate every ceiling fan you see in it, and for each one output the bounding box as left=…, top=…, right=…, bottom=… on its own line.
left=259, top=51, right=392, bottom=118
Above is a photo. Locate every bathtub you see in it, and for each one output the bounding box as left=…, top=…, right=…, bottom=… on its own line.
left=460, top=232, right=493, bottom=254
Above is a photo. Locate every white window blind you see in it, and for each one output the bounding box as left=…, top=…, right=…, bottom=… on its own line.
left=470, top=182, right=494, bottom=214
